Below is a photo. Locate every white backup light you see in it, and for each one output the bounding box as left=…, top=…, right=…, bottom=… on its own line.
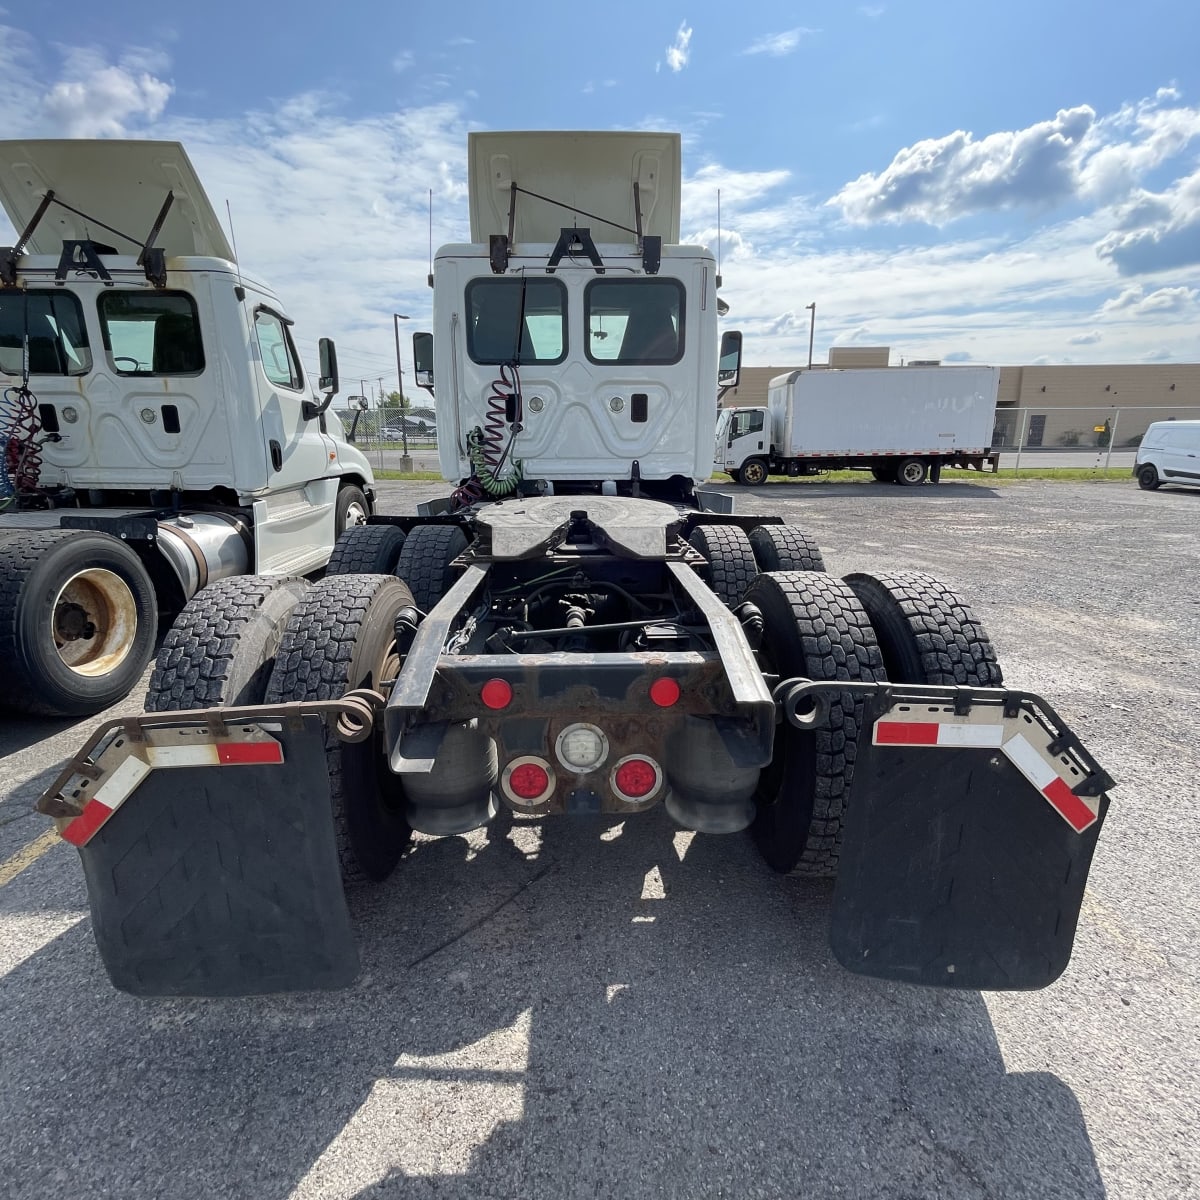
left=555, top=723, right=610, bottom=772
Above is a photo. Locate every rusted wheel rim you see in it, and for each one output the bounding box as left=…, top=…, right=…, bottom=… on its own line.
left=52, top=568, right=138, bottom=677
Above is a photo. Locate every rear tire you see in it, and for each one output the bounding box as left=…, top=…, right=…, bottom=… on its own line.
left=146, top=575, right=310, bottom=711
left=740, top=457, right=769, bottom=486
left=687, top=523, right=759, bottom=607
left=749, top=524, right=825, bottom=572
left=0, top=529, right=157, bottom=716
left=326, top=524, right=407, bottom=575
left=895, top=458, right=928, bottom=486
left=395, top=523, right=469, bottom=612
left=843, top=570, right=1003, bottom=686
left=746, top=571, right=884, bottom=878
left=1137, top=464, right=1161, bottom=490
left=870, top=464, right=897, bottom=483
left=266, top=574, right=415, bottom=883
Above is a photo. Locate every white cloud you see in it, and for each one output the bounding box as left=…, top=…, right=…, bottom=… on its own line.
left=392, top=51, right=415, bottom=73
left=666, top=22, right=693, bottom=72
left=1068, top=330, right=1102, bottom=345
left=1141, top=347, right=1172, bottom=362
left=1098, top=285, right=1198, bottom=315
left=742, top=28, right=816, bottom=57
left=942, top=350, right=973, bottom=361
left=1096, top=168, right=1200, bottom=275
left=41, top=48, right=172, bottom=137
left=832, top=106, right=1096, bottom=225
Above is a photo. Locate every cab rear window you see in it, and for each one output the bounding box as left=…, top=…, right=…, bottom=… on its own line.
left=0, top=290, right=92, bottom=377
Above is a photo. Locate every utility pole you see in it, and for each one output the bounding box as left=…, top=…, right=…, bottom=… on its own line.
left=393, top=313, right=412, bottom=471
left=805, top=302, right=816, bottom=369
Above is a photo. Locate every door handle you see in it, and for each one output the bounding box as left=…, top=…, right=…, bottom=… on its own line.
left=270, top=439, right=283, bottom=472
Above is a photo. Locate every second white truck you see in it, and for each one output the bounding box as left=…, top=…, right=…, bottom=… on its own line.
left=717, top=365, right=1000, bottom=485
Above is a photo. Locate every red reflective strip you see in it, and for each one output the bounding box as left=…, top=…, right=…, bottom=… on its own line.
left=875, top=721, right=939, bottom=745
left=61, top=799, right=114, bottom=847
left=217, top=741, right=283, bottom=765
left=1043, top=776, right=1096, bottom=833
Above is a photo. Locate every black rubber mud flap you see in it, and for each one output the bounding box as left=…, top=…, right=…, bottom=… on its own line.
left=830, top=695, right=1109, bottom=991
left=78, top=716, right=360, bottom=997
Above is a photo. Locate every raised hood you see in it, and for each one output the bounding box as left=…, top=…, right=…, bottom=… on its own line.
left=468, top=131, right=681, bottom=246
left=0, top=139, right=235, bottom=261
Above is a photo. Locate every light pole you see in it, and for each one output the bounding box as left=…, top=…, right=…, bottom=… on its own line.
left=393, top=313, right=412, bottom=471
left=805, top=302, right=816, bottom=369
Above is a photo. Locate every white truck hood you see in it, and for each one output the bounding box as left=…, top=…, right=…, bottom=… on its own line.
left=0, top=139, right=235, bottom=261
left=468, top=131, right=681, bottom=245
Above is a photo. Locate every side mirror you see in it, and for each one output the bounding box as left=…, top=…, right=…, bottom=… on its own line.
left=304, top=337, right=340, bottom=419
left=412, top=331, right=435, bottom=393
left=718, top=330, right=742, bottom=388
left=318, top=337, right=339, bottom=394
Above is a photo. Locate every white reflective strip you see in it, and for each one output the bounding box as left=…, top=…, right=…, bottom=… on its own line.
left=146, top=744, right=221, bottom=768
left=936, top=723, right=1004, bottom=748
left=90, top=755, right=151, bottom=814
left=1002, top=733, right=1057, bottom=790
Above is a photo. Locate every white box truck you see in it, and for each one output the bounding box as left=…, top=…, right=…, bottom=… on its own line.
left=716, top=365, right=1000, bottom=485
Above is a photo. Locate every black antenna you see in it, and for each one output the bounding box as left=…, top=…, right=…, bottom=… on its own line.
left=427, top=188, right=434, bottom=288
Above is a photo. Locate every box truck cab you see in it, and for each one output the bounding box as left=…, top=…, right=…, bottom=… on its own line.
left=1135, top=420, right=1200, bottom=491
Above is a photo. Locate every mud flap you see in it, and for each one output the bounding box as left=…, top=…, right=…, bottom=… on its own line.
left=830, top=693, right=1110, bottom=990
left=76, top=716, right=359, bottom=997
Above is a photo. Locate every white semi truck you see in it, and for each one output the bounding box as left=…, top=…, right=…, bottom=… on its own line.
left=717, top=365, right=1000, bottom=486
left=37, top=132, right=1113, bottom=999
left=0, top=140, right=376, bottom=716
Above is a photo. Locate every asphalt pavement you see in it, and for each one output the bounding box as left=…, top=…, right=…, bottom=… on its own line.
left=1, top=477, right=1197, bottom=1199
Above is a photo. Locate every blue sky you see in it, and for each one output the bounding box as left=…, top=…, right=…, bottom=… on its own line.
left=2, top=1, right=1200, bottom=386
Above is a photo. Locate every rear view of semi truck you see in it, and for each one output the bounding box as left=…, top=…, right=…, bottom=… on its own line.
left=36, top=132, right=1112, bottom=998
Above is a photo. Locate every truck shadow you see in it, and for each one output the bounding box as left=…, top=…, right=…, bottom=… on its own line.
left=1, top=810, right=1104, bottom=1200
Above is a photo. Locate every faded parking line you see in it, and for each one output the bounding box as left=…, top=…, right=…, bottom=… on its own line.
left=0, top=828, right=61, bottom=888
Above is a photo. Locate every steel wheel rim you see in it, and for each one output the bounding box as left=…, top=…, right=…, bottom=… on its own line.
left=344, top=500, right=369, bottom=528
left=744, top=462, right=766, bottom=485
left=52, top=568, right=138, bottom=677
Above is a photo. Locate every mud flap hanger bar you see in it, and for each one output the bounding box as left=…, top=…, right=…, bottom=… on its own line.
left=1, top=188, right=175, bottom=288
left=776, top=676, right=1114, bottom=825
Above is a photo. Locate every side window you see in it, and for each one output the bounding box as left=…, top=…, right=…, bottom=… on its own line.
left=733, top=410, right=764, bottom=437
left=97, top=292, right=203, bottom=375
left=254, top=310, right=305, bottom=390
left=0, top=290, right=92, bottom=377
left=585, top=279, right=684, bottom=365
left=465, top=279, right=566, bottom=364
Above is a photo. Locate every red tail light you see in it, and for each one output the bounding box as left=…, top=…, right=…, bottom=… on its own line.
left=501, top=756, right=556, bottom=807
left=612, top=755, right=662, bottom=802
left=649, top=677, right=680, bottom=707
left=481, top=678, right=513, bottom=709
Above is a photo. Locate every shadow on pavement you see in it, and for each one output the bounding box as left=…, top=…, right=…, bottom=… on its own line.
left=1, top=809, right=1103, bottom=1200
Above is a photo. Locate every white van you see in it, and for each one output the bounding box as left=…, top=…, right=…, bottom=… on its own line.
left=1134, top=420, right=1200, bottom=491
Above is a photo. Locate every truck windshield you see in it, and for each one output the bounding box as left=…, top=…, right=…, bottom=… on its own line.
left=0, top=290, right=92, bottom=377
left=466, top=278, right=566, bottom=364
left=97, top=292, right=204, bottom=376
left=585, top=279, right=684, bottom=365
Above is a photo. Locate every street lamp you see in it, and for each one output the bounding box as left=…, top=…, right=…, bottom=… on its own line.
left=393, top=313, right=412, bottom=471
left=805, top=302, right=816, bottom=370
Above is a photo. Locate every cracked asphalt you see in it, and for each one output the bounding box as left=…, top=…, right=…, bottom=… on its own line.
left=1, top=477, right=1196, bottom=1199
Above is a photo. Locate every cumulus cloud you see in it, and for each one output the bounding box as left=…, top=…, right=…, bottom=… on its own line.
left=41, top=48, right=172, bottom=137
left=1096, top=170, right=1200, bottom=274
left=1099, top=285, right=1198, bottom=315
left=666, top=22, right=693, bottom=72
left=1068, top=330, right=1102, bottom=345
left=1141, top=347, right=1172, bottom=362
left=743, top=29, right=816, bottom=57
left=832, top=106, right=1095, bottom=225
left=942, top=350, right=973, bottom=361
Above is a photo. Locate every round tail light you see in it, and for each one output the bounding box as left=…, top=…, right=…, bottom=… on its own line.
left=649, top=677, right=680, bottom=707
left=501, top=756, right=556, bottom=807
left=611, top=755, right=662, bottom=802
left=481, top=678, right=513, bottom=709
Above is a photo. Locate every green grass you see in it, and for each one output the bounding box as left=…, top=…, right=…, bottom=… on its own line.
left=710, top=468, right=1132, bottom=486
left=374, top=469, right=444, bottom=481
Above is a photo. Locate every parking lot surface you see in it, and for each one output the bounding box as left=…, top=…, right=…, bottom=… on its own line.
left=1, top=478, right=1196, bottom=1199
